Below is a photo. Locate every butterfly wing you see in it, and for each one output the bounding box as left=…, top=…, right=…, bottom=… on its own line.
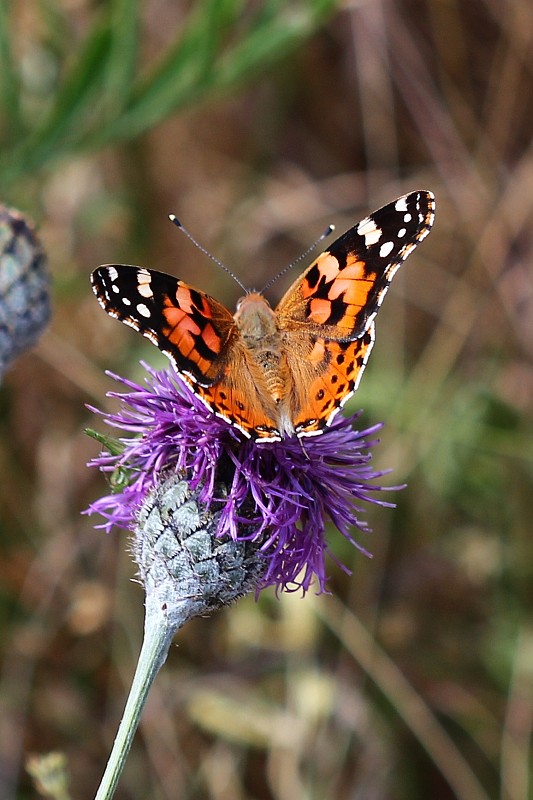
left=91, top=264, right=282, bottom=439
left=285, top=326, right=375, bottom=437
left=194, top=350, right=281, bottom=441
left=277, top=190, right=434, bottom=436
left=276, top=190, right=435, bottom=340
left=91, top=265, right=237, bottom=385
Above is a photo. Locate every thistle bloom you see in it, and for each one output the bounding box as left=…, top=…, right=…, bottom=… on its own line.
left=88, top=365, right=400, bottom=799
left=88, top=362, right=398, bottom=594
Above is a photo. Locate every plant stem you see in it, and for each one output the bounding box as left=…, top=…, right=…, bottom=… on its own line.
left=93, top=597, right=183, bottom=800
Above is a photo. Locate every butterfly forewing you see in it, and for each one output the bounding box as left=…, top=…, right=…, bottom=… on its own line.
left=276, top=190, right=435, bottom=341
left=91, top=265, right=236, bottom=386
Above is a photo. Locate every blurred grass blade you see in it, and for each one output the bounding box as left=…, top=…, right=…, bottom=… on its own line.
left=315, top=595, right=491, bottom=800
left=91, top=0, right=336, bottom=144
left=2, top=0, right=140, bottom=180
left=217, top=0, right=334, bottom=87
left=95, top=0, right=243, bottom=142
left=1, top=18, right=113, bottom=183
left=0, top=0, right=22, bottom=137
left=192, top=0, right=239, bottom=84
left=102, top=0, right=140, bottom=116
left=0, top=0, right=336, bottom=182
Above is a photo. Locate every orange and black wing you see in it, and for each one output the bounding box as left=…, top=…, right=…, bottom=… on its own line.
left=276, top=190, right=435, bottom=340
left=91, top=265, right=236, bottom=386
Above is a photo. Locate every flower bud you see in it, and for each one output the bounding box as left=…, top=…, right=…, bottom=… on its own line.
left=134, top=474, right=266, bottom=626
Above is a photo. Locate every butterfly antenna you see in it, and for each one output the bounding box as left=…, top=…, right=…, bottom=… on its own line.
left=260, top=224, right=335, bottom=293
left=169, top=214, right=248, bottom=294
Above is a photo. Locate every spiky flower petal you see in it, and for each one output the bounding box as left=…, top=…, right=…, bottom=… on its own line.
left=88, top=363, right=398, bottom=593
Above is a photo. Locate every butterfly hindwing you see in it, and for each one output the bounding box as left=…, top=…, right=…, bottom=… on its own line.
left=290, top=325, right=376, bottom=436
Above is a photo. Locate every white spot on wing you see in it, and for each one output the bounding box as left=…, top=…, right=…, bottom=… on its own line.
left=138, top=284, right=153, bottom=298
left=137, top=270, right=153, bottom=298
left=357, top=216, right=382, bottom=246
left=398, top=228, right=406, bottom=238
left=136, top=303, right=151, bottom=318
left=404, top=213, right=412, bottom=223
left=395, top=196, right=408, bottom=212
left=379, top=241, right=394, bottom=258
left=108, top=267, right=118, bottom=281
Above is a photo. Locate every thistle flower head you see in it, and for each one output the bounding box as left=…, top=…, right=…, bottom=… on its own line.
left=87, top=363, right=399, bottom=594
left=0, top=204, right=51, bottom=379
left=134, top=473, right=268, bottom=622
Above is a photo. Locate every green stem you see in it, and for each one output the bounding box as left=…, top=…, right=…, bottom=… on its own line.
left=93, top=598, right=182, bottom=800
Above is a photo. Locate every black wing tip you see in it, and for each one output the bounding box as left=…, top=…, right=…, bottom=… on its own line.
left=404, top=188, right=434, bottom=199
left=90, top=266, right=106, bottom=288
left=412, top=188, right=436, bottom=212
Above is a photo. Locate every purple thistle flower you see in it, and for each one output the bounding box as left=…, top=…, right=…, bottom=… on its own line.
left=87, top=362, right=399, bottom=593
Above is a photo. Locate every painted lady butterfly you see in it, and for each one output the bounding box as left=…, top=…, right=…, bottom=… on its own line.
left=91, top=190, right=435, bottom=442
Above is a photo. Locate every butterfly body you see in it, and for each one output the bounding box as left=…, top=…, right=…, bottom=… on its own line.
left=235, top=291, right=289, bottom=399
left=92, top=190, right=435, bottom=442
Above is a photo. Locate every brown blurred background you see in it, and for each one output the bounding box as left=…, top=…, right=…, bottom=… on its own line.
left=0, top=1, right=532, bottom=798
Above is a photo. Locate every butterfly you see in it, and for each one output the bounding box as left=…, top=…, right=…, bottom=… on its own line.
left=91, top=190, right=435, bottom=443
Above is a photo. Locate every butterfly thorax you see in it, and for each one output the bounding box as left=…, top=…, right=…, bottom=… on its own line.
left=234, top=292, right=278, bottom=336
left=233, top=292, right=291, bottom=408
